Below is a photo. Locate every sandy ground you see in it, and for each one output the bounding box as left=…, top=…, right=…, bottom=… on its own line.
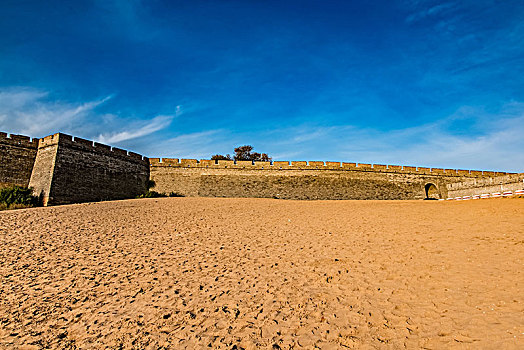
left=0, top=198, right=523, bottom=349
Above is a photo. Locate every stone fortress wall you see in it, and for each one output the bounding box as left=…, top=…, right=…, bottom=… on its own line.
left=0, top=132, right=39, bottom=188
left=0, top=130, right=522, bottom=205
left=446, top=173, right=524, bottom=199
left=148, top=158, right=518, bottom=201
left=1, top=132, right=150, bottom=205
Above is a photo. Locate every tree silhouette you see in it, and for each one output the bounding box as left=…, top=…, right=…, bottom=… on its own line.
left=211, top=154, right=231, bottom=161
left=212, top=145, right=271, bottom=162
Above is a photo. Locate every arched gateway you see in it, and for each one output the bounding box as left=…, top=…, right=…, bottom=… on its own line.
left=424, top=183, right=440, bottom=200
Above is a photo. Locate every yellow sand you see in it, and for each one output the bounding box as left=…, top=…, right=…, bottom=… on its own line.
left=0, top=198, right=522, bottom=349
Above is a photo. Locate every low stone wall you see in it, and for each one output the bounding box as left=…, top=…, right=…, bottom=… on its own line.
left=446, top=173, right=524, bottom=198
left=150, top=165, right=481, bottom=200
left=149, top=158, right=509, bottom=178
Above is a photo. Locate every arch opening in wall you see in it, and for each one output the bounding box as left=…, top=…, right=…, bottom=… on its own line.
left=424, top=183, right=440, bottom=200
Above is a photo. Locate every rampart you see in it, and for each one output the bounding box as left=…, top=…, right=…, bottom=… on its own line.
left=28, top=133, right=150, bottom=205
left=446, top=173, right=524, bottom=198
left=0, top=132, right=39, bottom=188
left=149, top=158, right=516, bottom=200
left=1, top=129, right=521, bottom=204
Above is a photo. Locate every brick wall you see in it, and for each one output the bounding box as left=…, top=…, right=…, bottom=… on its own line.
left=149, top=166, right=472, bottom=200
left=0, top=132, right=39, bottom=188
left=148, top=158, right=510, bottom=177
left=26, top=136, right=58, bottom=205
left=149, top=158, right=512, bottom=200
left=29, top=133, right=150, bottom=205
left=2, top=129, right=520, bottom=204
left=446, top=173, right=524, bottom=198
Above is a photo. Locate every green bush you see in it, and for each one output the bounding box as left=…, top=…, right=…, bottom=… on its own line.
left=136, top=190, right=184, bottom=199
left=0, top=186, right=39, bottom=210
left=136, top=191, right=167, bottom=198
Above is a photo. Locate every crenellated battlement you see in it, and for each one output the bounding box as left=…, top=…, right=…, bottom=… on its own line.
left=38, top=133, right=149, bottom=164
left=1, top=129, right=520, bottom=203
left=0, top=132, right=39, bottom=149
left=149, top=158, right=513, bottom=178
left=28, top=132, right=150, bottom=205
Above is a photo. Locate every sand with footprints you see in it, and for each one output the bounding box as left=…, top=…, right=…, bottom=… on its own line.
left=0, top=197, right=522, bottom=348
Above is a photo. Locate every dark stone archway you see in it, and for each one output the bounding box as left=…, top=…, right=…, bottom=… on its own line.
left=425, top=183, right=440, bottom=200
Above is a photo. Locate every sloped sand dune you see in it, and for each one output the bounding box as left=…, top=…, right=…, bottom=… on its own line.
left=0, top=198, right=522, bottom=349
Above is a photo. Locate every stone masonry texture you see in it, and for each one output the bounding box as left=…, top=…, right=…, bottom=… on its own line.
left=149, top=161, right=514, bottom=200
left=28, top=133, right=150, bottom=205
left=1, top=130, right=522, bottom=204
left=26, top=138, right=58, bottom=205
left=446, top=173, right=524, bottom=198
left=0, top=132, right=39, bottom=188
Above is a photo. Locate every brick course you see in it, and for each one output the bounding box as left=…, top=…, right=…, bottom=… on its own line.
left=0, top=133, right=39, bottom=188
left=1, top=130, right=520, bottom=204
left=149, top=159, right=518, bottom=200
left=28, top=133, right=149, bottom=205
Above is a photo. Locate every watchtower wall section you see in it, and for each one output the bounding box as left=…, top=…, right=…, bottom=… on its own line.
left=0, top=132, right=39, bottom=188
left=29, top=133, right=149, bottom=205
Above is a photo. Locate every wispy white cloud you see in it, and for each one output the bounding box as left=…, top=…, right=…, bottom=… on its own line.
left=260, top=103, right=524, bottom=172
left=150, top=102, right=524, bottom=172
left=1, top=87, right=521, bottom=172
left=0, top=87, right=176, bottom=145
left=290, top=127, right=332, bottom=143
left=0, top=88, right=48, bottom=108
left=96, top=114, right=175, bottom=143
left=136, top=129, right=235, bottom=160
left=0, top=87, right=112, bottom=136
left=406, top=1, right=456, bottom=23
left=127, top=105, right=524, bottom=173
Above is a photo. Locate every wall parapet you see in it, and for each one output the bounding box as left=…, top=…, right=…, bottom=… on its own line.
left=446, top=173, right=524, bottom=198
left=0, top=132, right=39, bottom=148
left=38, top=133, right=149, bottom=164
left=149, top=157, right=515, bottom=178
left=29, top=132, right=150, bottom=205
left=446, top=173, right=524, bottom=189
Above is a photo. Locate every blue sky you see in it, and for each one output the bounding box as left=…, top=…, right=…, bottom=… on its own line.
left=1, top=0, right=523, bottom=171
